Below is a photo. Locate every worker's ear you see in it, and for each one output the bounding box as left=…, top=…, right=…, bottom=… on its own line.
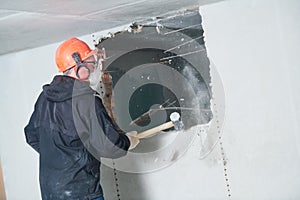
left=76, top=66, right=90, bottom=80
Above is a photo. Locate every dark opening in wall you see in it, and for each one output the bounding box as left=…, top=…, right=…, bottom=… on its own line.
left=96, top=9, right=212, bottom=137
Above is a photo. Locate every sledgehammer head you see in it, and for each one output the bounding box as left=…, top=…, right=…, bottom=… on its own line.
left=170, top=112, right=184, bottom=130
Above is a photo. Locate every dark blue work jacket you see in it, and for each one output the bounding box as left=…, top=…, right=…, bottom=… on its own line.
left=25, top=75, right=130, bottom=200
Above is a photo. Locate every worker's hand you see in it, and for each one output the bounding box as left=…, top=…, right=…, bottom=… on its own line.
left=126, top=131, right=140, bottom=150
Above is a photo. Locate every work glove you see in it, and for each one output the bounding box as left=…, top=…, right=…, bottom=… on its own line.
left=126, top=131, right=140, bottom=150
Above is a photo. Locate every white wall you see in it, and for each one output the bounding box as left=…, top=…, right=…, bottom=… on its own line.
left=201, top=0, right=300, bottom=199
left=0, top=0, right=300, bottom=199
left=0, top=34, right=95, bottom=199
left=0, top=44, right=55, bottom=200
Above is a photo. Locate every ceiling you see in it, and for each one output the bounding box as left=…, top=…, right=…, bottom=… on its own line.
left=0, top=0, right=223, bottom=55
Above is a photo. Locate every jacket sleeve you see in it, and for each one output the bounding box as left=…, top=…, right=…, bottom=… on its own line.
left=94, top=97, right=131, bottom=158
left=24, top=95, right=41, bottom=153
left=74, top=95, right=130, bottom=159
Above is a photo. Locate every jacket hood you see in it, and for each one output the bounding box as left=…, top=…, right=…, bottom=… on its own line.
left=43, top=75, right=95, bottom=102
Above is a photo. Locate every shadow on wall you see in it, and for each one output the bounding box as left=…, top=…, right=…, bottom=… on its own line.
left=0, top=161, right=6, bottom=200
left=96, top=8, right=212, bottom=200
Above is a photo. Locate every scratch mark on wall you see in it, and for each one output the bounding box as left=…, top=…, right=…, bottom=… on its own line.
left=84, top=0, right=148, bottom=17
left=160, top=49, right=206, bottom=61
left=163, top=35, right=204, bottom=53
left=163, top=24, right=201, bottom=35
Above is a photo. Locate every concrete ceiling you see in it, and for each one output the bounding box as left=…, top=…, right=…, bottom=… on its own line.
left=0, top=0, right=222, bottom=55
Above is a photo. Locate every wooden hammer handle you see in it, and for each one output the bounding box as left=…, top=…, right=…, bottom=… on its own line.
left=136, top=121, right=174, bottom=139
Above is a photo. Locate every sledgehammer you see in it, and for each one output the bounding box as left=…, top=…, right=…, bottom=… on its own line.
left=136, top=112, right=183, bottom=139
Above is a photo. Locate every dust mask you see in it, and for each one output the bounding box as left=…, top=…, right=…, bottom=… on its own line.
left=89, top=62, right=102, bottom=91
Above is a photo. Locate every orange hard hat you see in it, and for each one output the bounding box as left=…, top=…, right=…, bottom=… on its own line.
left=55, top=37, right=97, bottom=72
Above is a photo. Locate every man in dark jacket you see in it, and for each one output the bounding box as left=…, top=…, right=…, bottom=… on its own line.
left=24, top=37, right=139, bottom=200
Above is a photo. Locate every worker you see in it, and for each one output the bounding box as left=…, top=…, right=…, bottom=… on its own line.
left=24, top=37, right=140, bottom=200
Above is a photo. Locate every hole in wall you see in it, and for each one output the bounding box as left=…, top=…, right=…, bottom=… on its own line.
left=92, top=8, right=225, bottom=173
